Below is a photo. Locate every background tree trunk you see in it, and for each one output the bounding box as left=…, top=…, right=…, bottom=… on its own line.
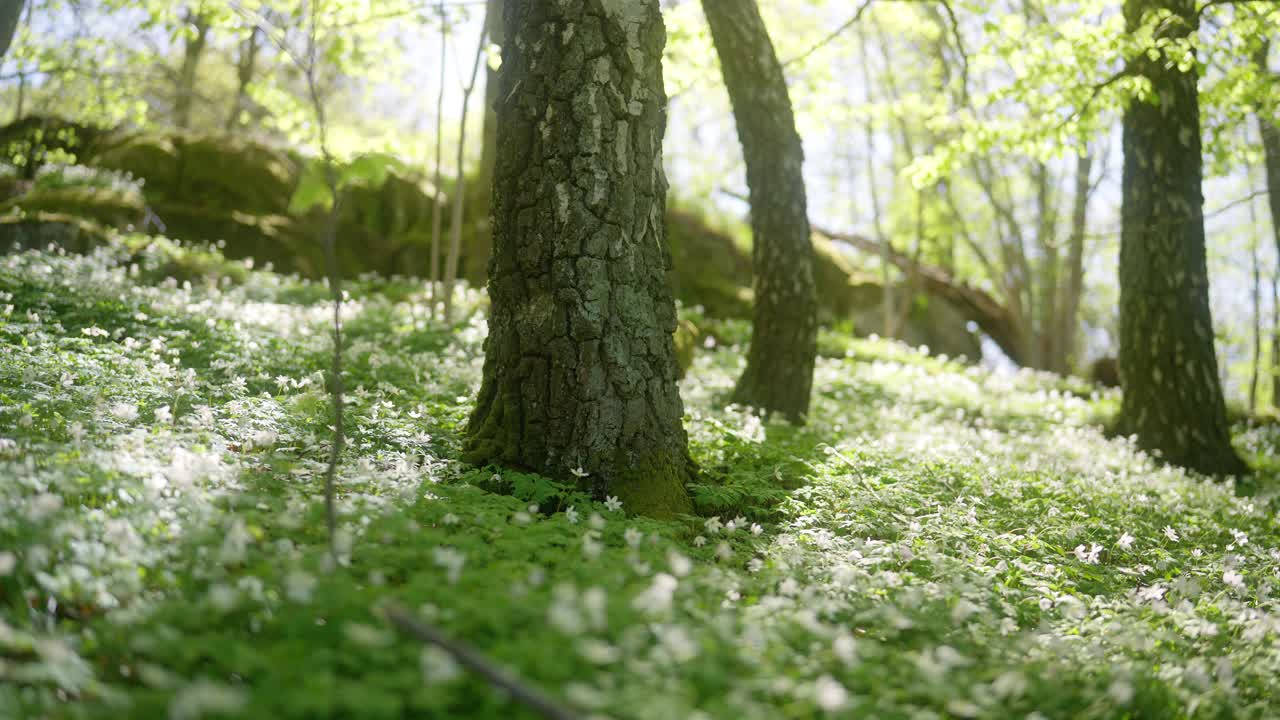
left=1117, top=0, right=1245, bottom=476
left=226, top=27, right=261, bottom=132
left=1254, top=38, right=1280, bottom=408
left=174, top=10, right=210, bottom=131
left=1057, top=151, right=1092, bottom=373
left=428, top=2, right=448, bottom=316
left=467, top=0, right=503, bottom=287
left=855, top=26, right=893, bottom=337
left=703, top=0, right=817, bottom=422
left=465, top=0, right=693, bottom=518
left=441, top=18, right=488, bottom=322
left=1034, top=160, right=1061, bottom=371
left=0, top=0, right=24, bottom=63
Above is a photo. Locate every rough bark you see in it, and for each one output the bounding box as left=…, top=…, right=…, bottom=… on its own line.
left=174, top=10, right=210, bottom=131
left=465, top=0, right=693, bottom=517
left=1057, top=152, right=1092, bottom=373
left=1117, top=0, right=1246, bottom=476
left=703, top=0, right=817, bottom=422
left=0, top=0, right=24, bottom=63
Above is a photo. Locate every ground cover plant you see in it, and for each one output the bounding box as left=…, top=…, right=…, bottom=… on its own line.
left=2, top=236, right=1279, bottom=719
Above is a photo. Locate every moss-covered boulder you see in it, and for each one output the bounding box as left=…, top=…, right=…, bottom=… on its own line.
left=0, top=116, right=112, bottom=178
left=1, top=186, right=145, bottom=229
left=666, top=207, right=754, bottom=318
left=94, top=133, right=299, bottom=217
left=92, top=134, right=181, bottom=191
left=0, top=211, right=112, bottom=253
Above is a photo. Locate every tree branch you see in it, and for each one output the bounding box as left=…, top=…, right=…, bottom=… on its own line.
left=382, top=605, right=581, bottom=720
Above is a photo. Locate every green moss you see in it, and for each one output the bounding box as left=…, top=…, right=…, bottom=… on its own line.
left=92, top=134, right=180, bottom=190
left=608, top=451, right=694, bottom=519
left=1, top=186, right=145, bottom=229
left=0, top=211, right=113, bottom=253
left=176, top=134, right=299, bottom=216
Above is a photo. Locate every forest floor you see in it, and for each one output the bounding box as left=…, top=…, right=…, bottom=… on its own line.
left=2, top=236, right=1280, bottom=720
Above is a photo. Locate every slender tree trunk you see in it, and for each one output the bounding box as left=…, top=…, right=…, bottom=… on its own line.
left=226, top=27, right=261, bottom=132
left=1034, top=161, right=1062, bottom=371
left=11, top=0, right=30, bottom=121
left=428, top=3, right=448, bottom=317
left=1250, top=190, right=1262, bottom=413
left=174, top=9, right=210, bottom=131
left=704, top=0, right=817, bottom=422
left=0, top=0, right=24, bottom=63
left=441, top=19, right=488, bottom=323
left=855, top=28, right=892, bottom=337
left=1254, top=38, right=1280, bottom=408
left=465, top=0, right=693, bottom=517
left=467, top=0, right=503, bottom=287
left=1057, top=151, right=1092, bottom=373
left=1117, top=0, right=1246, bottom=476
left=1273, top=275, right=1279, bottom=409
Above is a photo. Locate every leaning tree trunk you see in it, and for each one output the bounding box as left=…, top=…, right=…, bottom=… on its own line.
left=465, top=0, right=693, bottom=517
left=703, top=0, right=817, bottom=422
left=0, top=0, right=24, bottom=63
left=1117, top=0, right=1246, bottom=476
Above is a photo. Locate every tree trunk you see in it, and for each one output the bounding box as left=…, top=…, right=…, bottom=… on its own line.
left=814, top=221, right=1027, bottom=365
left=467, top=0, right=503, bottom=287
left=12, top=0, right=30, bottom=121
left=226, top=27, right=261, bottom=132
left=174, top=10, right=210, bottom=131
left=1254, top=38, right=1280, bottom=408
left=441, top=18, right=488, bottom=322
left=1250, top=193, right=1262, bottom=413
left=0, top=0, right=24, bottom=63
left=855, top=27, right=893, bottom=337
left=1273, top=275, right=1279, bottom=409
left=1117, top=0, right=1246, bottom=476
left=1034, top=161, right=1062, bottom=371
left=703, top=0, right=817, bottom=422
left=428, top=2, right=448, bottom=316
left=1057, top=152, right=1092, bottom=373
left=465, top=0, right=693, bottom=518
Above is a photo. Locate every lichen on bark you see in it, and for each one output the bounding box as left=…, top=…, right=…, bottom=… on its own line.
left=464, top=0, right=693, bottom=517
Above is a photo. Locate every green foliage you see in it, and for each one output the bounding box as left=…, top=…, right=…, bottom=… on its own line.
left=289, top=152, right=406, bottom=214
left=2, top=236, right=1280, bottom=718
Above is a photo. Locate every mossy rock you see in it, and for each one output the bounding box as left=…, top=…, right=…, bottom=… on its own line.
left=93, top=134, right=180, bottom=190
left=0, top=116, right=112, bottom=176
left=811, top=235, right=880, bottom=323
left=0, top=211, right=113, bottom=254
left=1, top=186, right=145, bottom=229
left=175, top=135, right=299, bottom=216
left=149, top=201, right=306, bottom=273
left=666, top=207, right=754, bottom=318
